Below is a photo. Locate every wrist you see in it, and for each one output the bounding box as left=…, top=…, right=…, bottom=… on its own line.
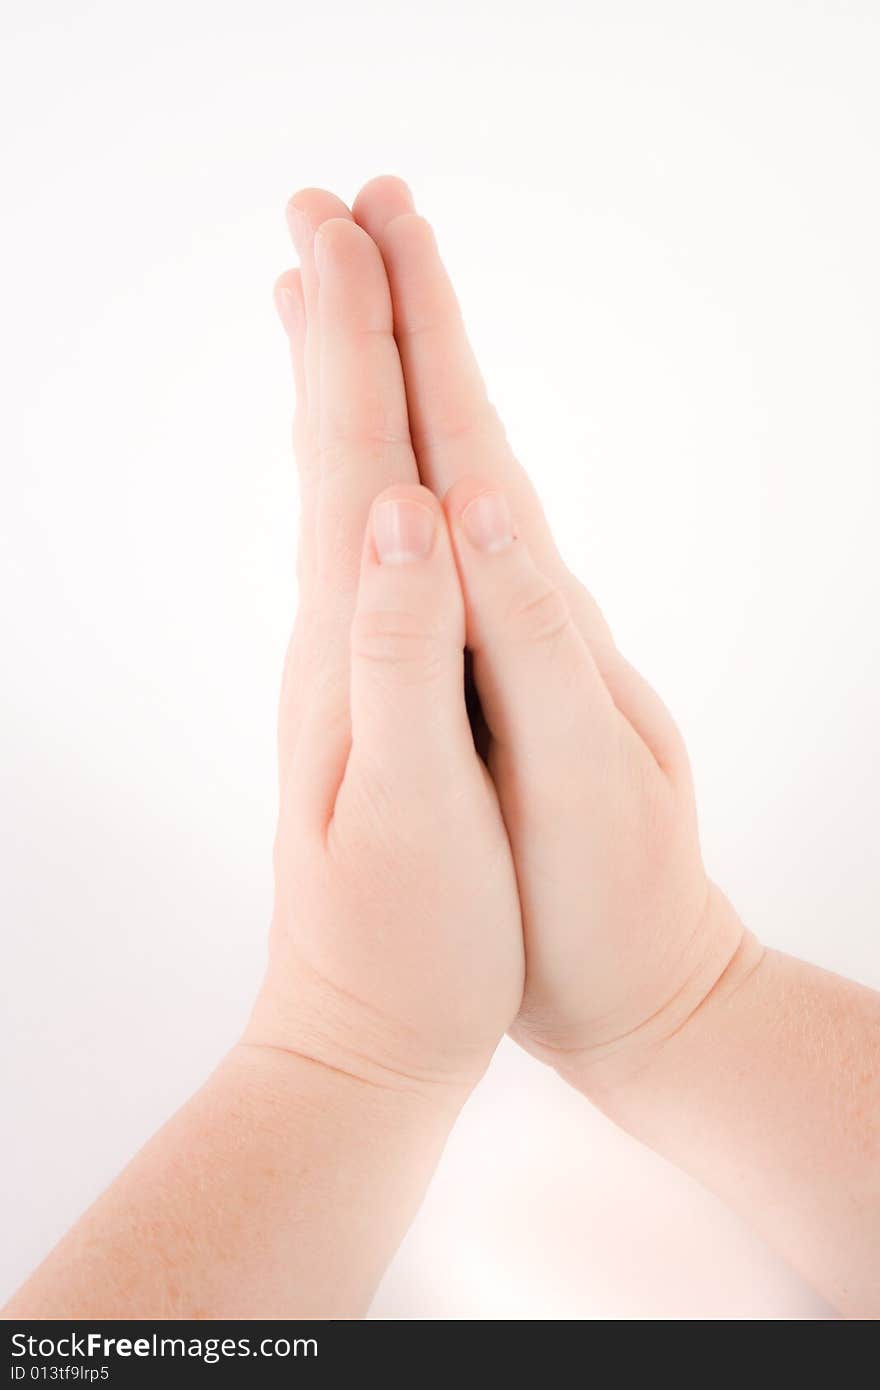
left=528, top=885, right=764, bottom=1107
left=218, top=1033, right=467, bottom=1316
left=227, top=1035, right=465, bottom=1155
left=242, top=950, right=485, bottom=1124
left=231, top=1031, right=470, bottom=1141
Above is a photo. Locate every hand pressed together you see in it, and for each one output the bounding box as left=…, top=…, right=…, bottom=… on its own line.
left=6, top=176, right=878, bottom=1324
left=265, top=179, right=750, bottom=1098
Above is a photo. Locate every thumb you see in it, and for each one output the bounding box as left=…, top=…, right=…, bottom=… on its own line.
left=347, top=484, right=472, bottom=784
left=444, top=479, right=618, bottom=765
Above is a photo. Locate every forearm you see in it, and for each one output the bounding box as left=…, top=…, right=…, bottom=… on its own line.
left=3, top=1041, right=461, bottom=1320
left=561, top=901, right=880, bottom=1318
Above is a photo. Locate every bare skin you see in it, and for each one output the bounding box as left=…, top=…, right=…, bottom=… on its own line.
left=4, top=177, right=878, bottom=1321
left=4, top=189, right=523, bottom=1322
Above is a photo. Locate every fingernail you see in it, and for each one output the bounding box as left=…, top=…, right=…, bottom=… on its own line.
left=461, top=491, right=515, bottom=553
left=373, top=499, right=436, bottom=565
left=274, top=286, right=301, bottom=335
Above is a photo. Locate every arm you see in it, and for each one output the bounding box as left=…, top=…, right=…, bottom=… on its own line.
left=351, top=175, right=880, bottom=1316
left=3, top=1045, right=462, bottom=1319
left=575, top=923, right=880, bottom=1320
left=4, top=191, right=523, bottom=1320
left=446, top=474, right=880, bottom=1317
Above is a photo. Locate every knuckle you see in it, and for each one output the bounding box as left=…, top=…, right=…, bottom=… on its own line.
left=319, top=422, right=407, bottom=457
left=504, top=576, right=572, bottom=647
left=351, top=607, right=446, bottom=676
left=418, top=395, right=499, bottom=450
left=317, top=407, right=411, bottom=476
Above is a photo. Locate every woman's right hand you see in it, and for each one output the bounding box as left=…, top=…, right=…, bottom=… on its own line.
left=351, top=181, right=880, bottom=1321
left=351, top=179, right=752, bottom=1092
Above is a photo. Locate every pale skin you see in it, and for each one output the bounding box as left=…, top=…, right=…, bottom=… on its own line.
left=4, top=177, right=879, bottom=1322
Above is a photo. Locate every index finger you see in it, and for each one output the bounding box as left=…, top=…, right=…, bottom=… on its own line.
left=287, top=216, right=421, bottom=814
left=354, top=195, right=564, bottom=586
left=314, top=217, right=419, bottom=594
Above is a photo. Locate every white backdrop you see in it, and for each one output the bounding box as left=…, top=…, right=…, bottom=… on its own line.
left=2, top=1, right=878, bottom=1319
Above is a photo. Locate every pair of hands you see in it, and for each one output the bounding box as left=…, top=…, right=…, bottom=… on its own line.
left=6, top=175, right=875, bottom=1328
left=248, top=175, right=749, bottom=1115
left=7, top=176, right=875, bottom=1325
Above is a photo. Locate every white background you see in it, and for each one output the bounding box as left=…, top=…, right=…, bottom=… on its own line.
left=2, top=1, right=878, bottom=1319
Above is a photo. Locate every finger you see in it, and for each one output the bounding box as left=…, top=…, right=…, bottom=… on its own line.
left=314, top=217, right=419, bottom=595
left=346, top=485, right=471, bottom=791
left=370, top=211, right=568, bottom=583
left=286, top=220, right=421, bottom=816
left=360, top=195, right=623, bottom=658
left=273, top=271, right=309, bottom=501
left=274, top=268, right=306, bottom=393
left=443, top=478, right=618, bottom=767
left=285, top=187, right=352, bottom=412
left=284, top=188, right=353, bottom=595
left=352, top=173, right=415, bottom=240
left=362, top=195, right=683, bottom=777
left=591, top=644, right=691, bottom=783
left=368, top=206, right=622, bottom=654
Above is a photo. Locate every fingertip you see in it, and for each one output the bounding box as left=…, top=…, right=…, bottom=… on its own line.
left=313, top=214, right=375, bottom=267
left=352, top=175, right=415, bottom=238
left=313, top=219, right=394, bottom=335
left=380, top=210, right=436, bottom=255
left=274, top=267, right=303, bottom=294
left=313, top=218, right=388, bottom=288
left=285, top=188, right=352, bottom=251
left=273, top=269, right=304, bottom=335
